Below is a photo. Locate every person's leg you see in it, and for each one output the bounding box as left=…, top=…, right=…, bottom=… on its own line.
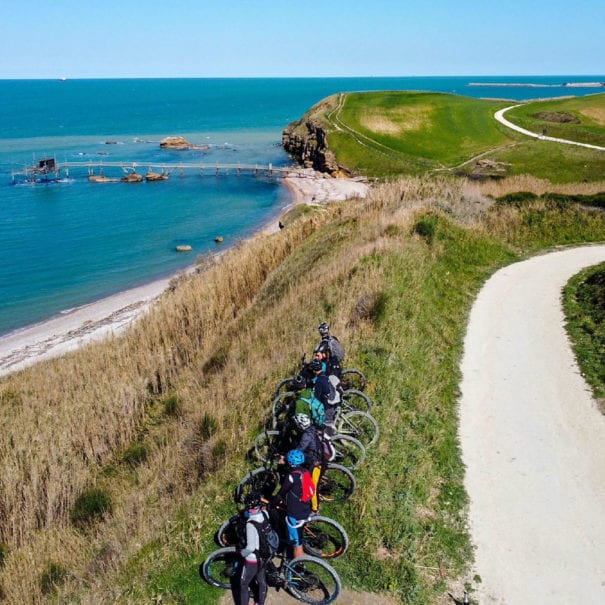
left=286, top=516, right=305, bottom=559
left=233, top=560, right=257, bottom=605
left=255, top=561, right=268, bottom=605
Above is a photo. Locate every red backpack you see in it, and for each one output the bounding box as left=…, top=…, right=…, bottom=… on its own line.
left=292, top=469, right=316, bottom=503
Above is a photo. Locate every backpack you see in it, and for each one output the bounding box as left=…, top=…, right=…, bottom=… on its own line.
left=326, top=375, right=342, bottom=406
left=297, top=390, right=325, bottom=426
left=292, top=469, right=316, bottom=503
left=327, top=336, right=345, bottom=363
left=318, top=431, right=336, bottom=462
left=250, top=514, right=280, bottom=559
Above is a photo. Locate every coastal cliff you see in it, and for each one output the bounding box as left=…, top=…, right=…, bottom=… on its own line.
left=282, top=95, right=348, bottom=176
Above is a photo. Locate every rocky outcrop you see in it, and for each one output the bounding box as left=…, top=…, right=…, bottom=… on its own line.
left=159, top=136, right=209, bottom=150
left=282, top=119, right=344, bottom=176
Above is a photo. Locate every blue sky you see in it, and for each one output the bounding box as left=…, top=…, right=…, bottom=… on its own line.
left=1, top=0, right=603, bottom=78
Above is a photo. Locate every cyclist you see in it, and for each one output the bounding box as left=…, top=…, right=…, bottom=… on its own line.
left=231, top=492, right=271, bottom=605
left=293, top=412, right=324, bottom=514
left=270, top=449, right=314, bottom=559
left=317, top=322, right=345, bottom=376
left=309, top=358, right=338, bottom=435
left=314, top=340, right=342, bottom=379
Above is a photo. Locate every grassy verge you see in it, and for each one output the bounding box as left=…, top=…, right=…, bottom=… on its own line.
left=563, top=262, right=605, bottom=410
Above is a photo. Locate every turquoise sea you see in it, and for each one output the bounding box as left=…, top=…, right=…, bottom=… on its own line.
left=1, top=76, right=603, bottom=336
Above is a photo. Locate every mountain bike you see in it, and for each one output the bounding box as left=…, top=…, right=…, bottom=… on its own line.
left=200, top=547, right=341, bottom=604
left=334, top=409, right=379, bottom=449
left=254, top=428, right=366, bottom=470
left=234, top=461, right=356, bottom=506
left=216, top=507, right=349, bottom=560
left=271, top=388, right=373, bottom=430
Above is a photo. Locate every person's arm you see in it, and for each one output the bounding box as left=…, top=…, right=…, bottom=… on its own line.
left=270, top=473, right=293, bottom=505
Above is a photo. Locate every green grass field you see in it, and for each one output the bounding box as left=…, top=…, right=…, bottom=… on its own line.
left=504, top=94, right=605, bottom=146
left=315, top=91, right=605, bottom=182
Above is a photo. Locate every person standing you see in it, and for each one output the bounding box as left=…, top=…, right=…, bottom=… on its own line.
left=270, top=449, right=314, bottom=559
left=231, top=492, right=270, bottom=605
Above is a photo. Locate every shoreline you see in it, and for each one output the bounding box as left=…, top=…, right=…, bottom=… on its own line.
left=0, top=169, right=368, bottom=377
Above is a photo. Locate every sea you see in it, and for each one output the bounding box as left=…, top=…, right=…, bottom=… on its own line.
left=1, top=75, right=604, bottom=337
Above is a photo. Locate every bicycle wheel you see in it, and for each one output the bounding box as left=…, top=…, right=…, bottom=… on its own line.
left=216, top=515, right=239, bottom=547
left=340, top=368, right=367, bottom=392
left=254, top=430, right=280, bottom=463
left=234, top=467, right=280, bottom=504
left=200, top=546, right=239, bottom=589
left=341, top=389, right=373, bottom=413
left=318, top=463, right=356, bottom=503
left=303, top=516, right=349, bottom=559
left=335, top=410, right=379, bottom=448
left=274, top=376, right=295, bottom=398
left=330, top=434, right=366, bottom=469
left=271, top=391, right=296, bottom=429
left=285, top=556, right=341, bottom=604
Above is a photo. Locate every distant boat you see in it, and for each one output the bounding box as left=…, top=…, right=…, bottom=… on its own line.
left=59, top=76, right=67, bottom=82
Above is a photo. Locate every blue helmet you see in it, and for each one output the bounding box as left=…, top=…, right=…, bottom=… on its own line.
left=287, top=449, right=305, bottom=466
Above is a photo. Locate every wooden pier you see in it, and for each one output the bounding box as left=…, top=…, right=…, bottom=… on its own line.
left=10, top=159, right=301, bottom=184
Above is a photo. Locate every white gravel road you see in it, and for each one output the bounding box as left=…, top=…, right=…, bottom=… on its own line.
left=459, top=245, right=605, bottom=604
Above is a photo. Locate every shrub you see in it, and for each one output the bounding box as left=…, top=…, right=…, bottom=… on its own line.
left=121, top=441, right=149, bottom=467
left=0, top=541, right=8, bottom=568
left=70, top=488, right=113, bottom=529
left=163, top=394, right=182, bottom=417
left=39, top=562, right=68, bottom=595
left=413, top=214, right=440, bottom=243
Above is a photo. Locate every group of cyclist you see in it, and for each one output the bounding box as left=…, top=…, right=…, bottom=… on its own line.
left=228, top=322, right=351, bottom=605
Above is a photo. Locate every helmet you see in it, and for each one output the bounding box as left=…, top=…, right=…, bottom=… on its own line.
left=295, top=413, right=311, bottom=430
left=318, top=322, right=330, bottom=336
left=244, top=492, right=262, bottom=510
left=308, top=359, right=322, bottom=372
left=314, top=342, right=328, bottom=355
left=292, top=374, right=306, bottom=390
left=286, top=449, right=305, bottom=466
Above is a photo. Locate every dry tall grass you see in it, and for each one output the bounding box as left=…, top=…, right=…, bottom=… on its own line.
left=1, top=174, right=603, bottom=602
left=470, top=175, right=605, bottom=198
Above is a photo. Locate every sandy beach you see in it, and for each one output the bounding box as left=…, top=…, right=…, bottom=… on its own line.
left=0, top=170, right=368, bottom=377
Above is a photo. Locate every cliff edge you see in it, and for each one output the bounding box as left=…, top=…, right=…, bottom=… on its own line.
left=282, top=95, right=350, bottom=176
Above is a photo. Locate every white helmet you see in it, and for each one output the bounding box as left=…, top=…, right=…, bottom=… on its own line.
left=295, top=413, right=311, bottom=430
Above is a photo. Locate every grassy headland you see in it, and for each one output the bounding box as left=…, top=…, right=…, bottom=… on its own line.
left=290, top=91, right=605, bottom=182
left=1, top=176, right=605, bottom=603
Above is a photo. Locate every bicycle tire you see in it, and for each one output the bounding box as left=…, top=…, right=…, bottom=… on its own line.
left=340, top=368, right=367, bottom=392
left=329, top=433, right=366, bottom=469
left=271, top=391, right=296, bottom=429
left=216, top=515, right=238, bottom=547
left=335, top=410, right=379, bottom=448
left=303, top=516, right=349, bottom=560
left=274, top=376, right=295, bottom=399
left=341, top=389, right=373, bottom=413
left=234, top=467, right=280, bottom=504
left=318, top=463, right=356, bottom=503
left=254, top=430, right=280, bottom=463
left=285, top=556, right=341, bottom=604
left=200, top=546, right=239, bottom=589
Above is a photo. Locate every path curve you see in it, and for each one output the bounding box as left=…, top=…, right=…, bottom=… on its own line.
left=459, top=245, right=605, bottom=603
left=494, top=106, right=605, bottom=151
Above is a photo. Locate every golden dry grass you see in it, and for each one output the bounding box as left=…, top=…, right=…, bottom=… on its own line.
left=359, top=106, right=433, bottom=136
left=0, top=174, right=603, bottom=602
left=469, top=175, right=605, bottom=198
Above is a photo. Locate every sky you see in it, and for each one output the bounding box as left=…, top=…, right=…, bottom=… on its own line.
left=0, top=0, right=603, bottom=79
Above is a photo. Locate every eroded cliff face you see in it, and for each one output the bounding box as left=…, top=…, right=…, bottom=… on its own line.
left=282, top=95, right=349, bottom=176
left=282, top=119, right=342, bottom=175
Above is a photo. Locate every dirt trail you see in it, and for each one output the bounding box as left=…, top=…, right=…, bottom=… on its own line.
left=459, top=245, right=605, bottom=603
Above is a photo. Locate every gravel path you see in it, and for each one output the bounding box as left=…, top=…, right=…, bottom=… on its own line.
left=459, top=245, right=605, bottom=603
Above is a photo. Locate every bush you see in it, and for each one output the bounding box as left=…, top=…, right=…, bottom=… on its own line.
left=121, top=441, right=148, bottom=467
left=70, top=488, right=113, bottom=529
left=413, top=215, right=440, bottom=243
left=0, top=541, right=8, bottom=568
left=163, top=394, right=182, bottom=417
left=39, top=562, right=68, bottom=595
